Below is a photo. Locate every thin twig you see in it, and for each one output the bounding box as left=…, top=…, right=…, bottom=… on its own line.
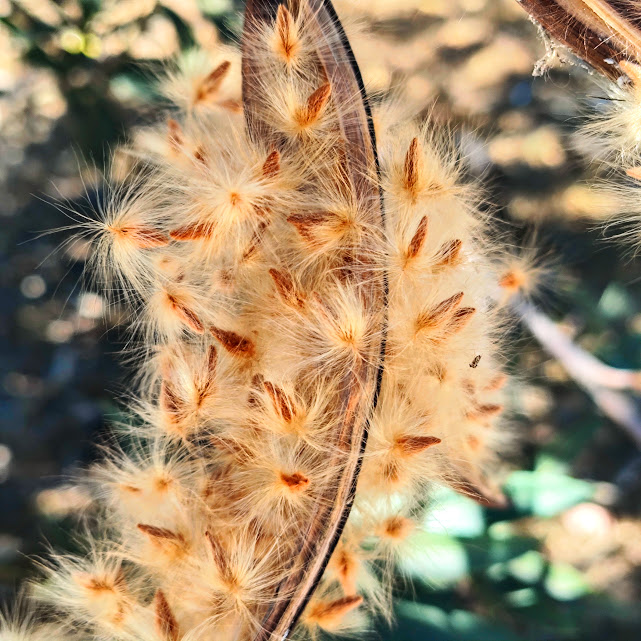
left=515, top=297, right=641, bottom=449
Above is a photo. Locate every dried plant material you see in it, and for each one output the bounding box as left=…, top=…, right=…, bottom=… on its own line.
left=517, top=0, right=641, bottom=78
left=154, top=590, right=180, bottom=641
left=196, top=60, right=231, bottom=103
left=406, top=215, right=429, bottom=260
left=262, top=149, right=281, bottom=178
left=274, top=4, right=301, bottom=64
left=296, top=83, right=332, bottom=128
left=6, top=2, right=511, bottom=641
left=403, top=137, right=422, bottom=202
left=210, top=327, right=256, bottom=358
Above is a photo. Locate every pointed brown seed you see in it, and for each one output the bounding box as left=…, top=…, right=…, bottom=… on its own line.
left=435, top=239, right=462, bottom=269
left=485, top=373, right=507, bottom=391
left=395, top=435, right=442, bottom=455
left=167, top=118, right=182, bottom=150
left=280, top=471, right=309, bottom=491
left=466, top=403, right=503, bottom=421
left=406, top=216, right=428, bottom=259
left=197, top=345, right=218, bottom=402
left=276, top=4, right=298, bottom=62
left=196, top=60, right=231, bottom=103
left=242, top=220, right=270, bottom=261
left=206, top=344, right=218, bottom=379
left=137, top=524, right=185, bottom=543
left=447, top=306, right=476, bottom=334
left=169, top=221, right=211, bottom=241
left=205, top=530, right=230, bottom=580
left=165, top=292, right=204, bottom=333
left=122, top=226, right=170, bottom=249
left=297, top=83, right=331, bottom=127
left=120, top=484, right=141, bottom=494
left=269, top=268, right=305, bottom=308
left=287, top=211, right=333, bottom=241
left=160, top=381, right=184, bottom=417
left=264, top=381, right=294, bottom=422
left=416, top=291, right=464, bottom=332
left=262, top=149, right=281, bottom=178
left=309, top=595, right=363, bottom=623
left=403, top=137, right=421, bottom=202
left=219, top=98, right=242, bottom=112
left=467, top=434, right=481, bottom=451
left=210, top=326, right=255, bottom=358
left=154, top=590, right=180, bottom=641
left=194, top=146, right=208, bottom=165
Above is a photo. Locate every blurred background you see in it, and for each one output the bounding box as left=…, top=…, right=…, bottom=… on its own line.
left=2, top=0, right=641, bottom=639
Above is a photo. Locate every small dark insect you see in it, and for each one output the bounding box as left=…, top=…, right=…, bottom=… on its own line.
left=470, top=355, right=481, bottom=368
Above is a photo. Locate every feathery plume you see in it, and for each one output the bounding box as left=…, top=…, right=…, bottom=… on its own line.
left=5, top=1, right=511, bottom=640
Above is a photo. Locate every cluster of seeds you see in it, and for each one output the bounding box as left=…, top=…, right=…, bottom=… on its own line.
left=4, top=2, right=511, bottom=640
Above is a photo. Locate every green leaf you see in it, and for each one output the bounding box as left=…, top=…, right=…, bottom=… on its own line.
left=504, top=470, right=596, bottom=517
left=545, top=563, right=590, bottom=601
left=424, top=487, right=485, bottom=538
left=399, top=532, right=469, bottom=587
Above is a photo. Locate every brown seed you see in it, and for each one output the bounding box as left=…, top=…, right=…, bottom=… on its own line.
left=165, top=292, right=204, bottom=333
left=447, top=306, right=476, bottom=334
left=403, top=137, right=421, bottom=202
left=242, top=220, right=270, bottom=261
left=160, top=381, right=184, bottom=417
left=264, top=381, right=294, bottom=422
left=280, top=471, right=309, bottom=491
left=287, top=211, right=333, bottom=241
left=194, top=146, right=208, bottom=165
left=262, top=149, right=281, bottom=179
left=466, top=403, right=503, bottom=421
left=120, top=484, right=141, bottom=494
left=219, top=98, right=242, bottom=112
left=435, top=239, right=462, bottom=269
left=137, top=524, right=184, bottom=543
left=485, top=373, right=507, bottom=391
left=122, top=226, right=170, bottom=249
left=196, top=345, right=218, bottom=403
left=205, top=530, right=230, bottom=580
left=297, top=83, right=331, bottom=127
left=395, top=435, right=442, bottom=455
left=276, top=4, right=298, bottom=62
left=167, top=118, right=182, bottom=150
left=416, top=291, right=464, bottom=332
left=196, top=60, right=231, bottom=103
left=406, top=216, right=428, bottom=259
left=154, top=590, right=180, bottom=641
left=466, top=434, right=481, bottom=451
left=308, top=595, right=363, bottom=624
left=269, top=268, right=305, bottom=308
left=210, top=326, right=255, bottom=358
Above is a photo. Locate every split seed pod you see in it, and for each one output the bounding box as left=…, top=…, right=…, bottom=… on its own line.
left=6, top=2, right=510, bottom=640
